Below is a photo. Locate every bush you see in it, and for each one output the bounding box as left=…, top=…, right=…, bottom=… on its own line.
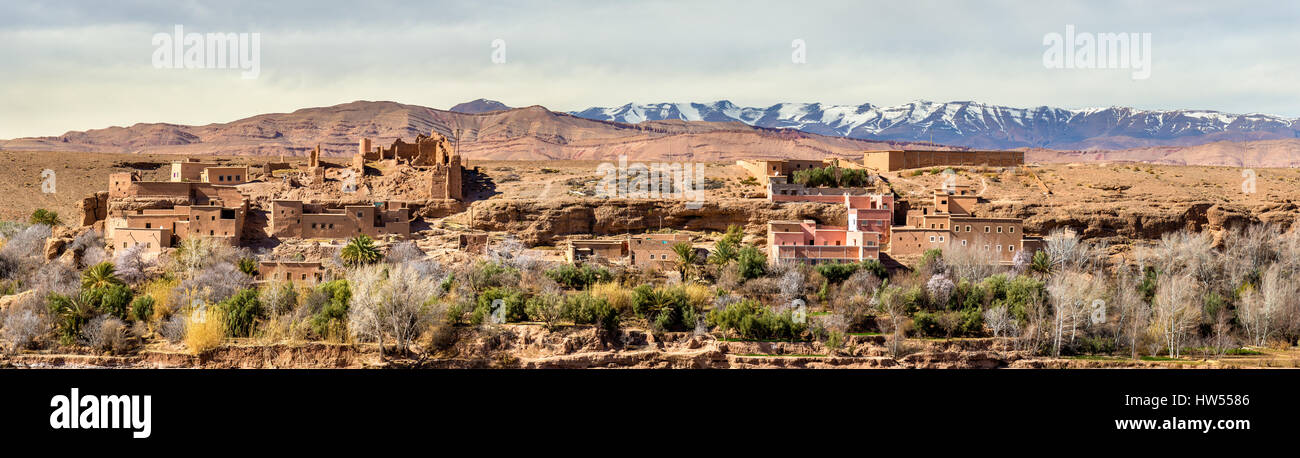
left=476, top=287, right=529, bottom=323
left=184, top=307, right=225, bottom=354
left=220, top=288, right=263, bottom=338
left=630, top=284, right=702, bottom=332
left=815, top=262, right=860, bottom=283
left=309, top=280, right=350, bottom=340
left=544, top=263, right=612, bottom=289
left=29, top=209, right=61, bottom=226
left=46, top=291, right=96, bottom=345
left=130, top=295, right=155, bottom=322
left=525, top=292, right=564, bottom=330
left=81, top=315, right=134, bottom=354
left=590, top=282, right=634, bottom=314
left=95, top=283, right=134, bottom=320
left=736, top=246, right=767, bottom=280
left=707, top=299, right=807, bottom=341
left=562, top=293, right=619, bottom=335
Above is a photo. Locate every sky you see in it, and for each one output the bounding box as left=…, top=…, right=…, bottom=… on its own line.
left=0, top=0, right=1298, bottom=138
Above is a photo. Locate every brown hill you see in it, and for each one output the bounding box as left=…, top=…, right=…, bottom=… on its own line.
left=0, top=101, right=921, bottom=161
left=1026, top=138, right=1300, bottom=168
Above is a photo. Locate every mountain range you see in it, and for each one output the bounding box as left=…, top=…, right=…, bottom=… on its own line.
left=571, top=100, right=1300, bottom=150
left=2, top=99, right=1297, bottom=167
left=0, top=100, right=921, bottom=161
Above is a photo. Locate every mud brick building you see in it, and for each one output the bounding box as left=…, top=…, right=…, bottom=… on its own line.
left=267, top=200, right=411, bottom=239
left=354, top=131, right=464, bottom=200
left=104, top=171, right=249, bottom=256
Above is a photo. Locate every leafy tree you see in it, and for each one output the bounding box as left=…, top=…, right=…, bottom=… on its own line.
left=30, top=209, right=61, bottom=226
left=340, top=235, right=383, bottom=267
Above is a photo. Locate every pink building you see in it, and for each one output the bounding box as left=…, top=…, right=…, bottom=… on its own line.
left=767, top=220, right=880, bottom=265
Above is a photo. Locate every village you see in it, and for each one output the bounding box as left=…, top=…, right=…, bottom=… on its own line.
left=3, top=132, right=1299, bottom=370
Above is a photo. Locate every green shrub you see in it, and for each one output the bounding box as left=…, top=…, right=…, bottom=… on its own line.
left=95, top=283, right=134, bottom=320
left=310, top=280, right=351, bottom=339
left=629, top=284, right=699, bottom=332
left=544, top=264, right=612, bottom=289
left=707, top=299, right=806, bottom=341
left=815, top=262, right=860, bottom=283
left=130, top=295, right=155, bottom=322
left=476, top=287, right=529, bottom=323
left=736, top=246, right=767, bottom=280
left=220, top=288, right=263, bottom=337
left=563, top=293, right=619, bottom=334
left=30, top=208, right=62, bottom=226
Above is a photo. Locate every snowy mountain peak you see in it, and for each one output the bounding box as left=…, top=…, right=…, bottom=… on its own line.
left=570, top=100, right=1299, bottom=150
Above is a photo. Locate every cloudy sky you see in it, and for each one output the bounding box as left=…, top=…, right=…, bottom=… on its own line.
left=1, top=0, right=1297, bottom=138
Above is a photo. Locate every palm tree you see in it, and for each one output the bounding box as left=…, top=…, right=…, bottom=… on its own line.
left=30, top=208, right=61, bottom=226
left=81, top=262, right=123, bottom=290
left=671, top=241, right=700, bottom=281
left=341, top=235, right=383, bottom=267
left=710, top=238, right=737, bottom=266
left=1030, top=250, right=1053, bottom=277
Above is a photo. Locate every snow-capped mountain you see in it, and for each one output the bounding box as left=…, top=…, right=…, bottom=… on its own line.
left=571, top=100, right=1300, bottom=150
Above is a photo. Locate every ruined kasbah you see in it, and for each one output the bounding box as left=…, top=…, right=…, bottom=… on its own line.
left=74, top=130, right=469, bottom=282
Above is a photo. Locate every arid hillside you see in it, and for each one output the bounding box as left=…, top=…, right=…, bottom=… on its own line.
left=1027, top=138, right=1300, bottom=168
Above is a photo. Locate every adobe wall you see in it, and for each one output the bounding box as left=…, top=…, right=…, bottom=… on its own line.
left=863, top=150, right=1024, bottom=171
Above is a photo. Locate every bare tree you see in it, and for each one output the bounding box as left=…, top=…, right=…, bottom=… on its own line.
left=1238, top=264, right=1296, bottom=346
left=386, top=241, right=425, bottom=265
left=1046, top=269, right=1105, bottom=357
left=983, top=305, right=1011, bottom=338
left=778, top=267, right=804, bottom=303
left=1113, top=266, right=1150, bottom=359
left=876, top=284, right=909, bottom=358
left=347, top=263, right=440, bottom=357
left=944, top=243, right=1001, bottom=281
left=113, top=243, right=154, bottom=285
left=1151, top=273, right=1202, bottom=358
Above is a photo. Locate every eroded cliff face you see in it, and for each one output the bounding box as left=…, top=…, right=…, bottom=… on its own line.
left=983, top=200, right=1295, bottom=243
left=457, top=198, right=848, bottom=245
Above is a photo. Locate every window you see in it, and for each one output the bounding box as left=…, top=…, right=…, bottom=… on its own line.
left=984, top=245, right=990, bottom=251
left=939, top=236, right=945, bottom=242
left=929, top=236, right=936, bottom=242
left=961, top=240, right=967, bottom=247
left=235, top=175, right=241, bottom=181
left=996, top=245, right=1002, bottom=252
left=966, top=225, right=972, bottom=232
left=997, top=226, right=1003, bottom=233
left=1010, top=227, right=1015, bottom=233
left=1009, top=245, right=1015, bottom=252
left=984, top=226, right=990, bottom=233
left=123, top=242, right=128, bottom=248
left=145, top=223, right=151, bottom=228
